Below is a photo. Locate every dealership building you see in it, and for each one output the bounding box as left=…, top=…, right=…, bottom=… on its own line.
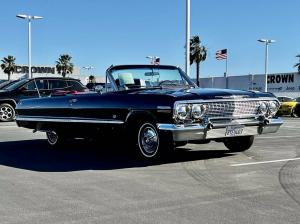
left=199, top=72, right=300, bottom=98
left=0, top=64, right=83, bottom=82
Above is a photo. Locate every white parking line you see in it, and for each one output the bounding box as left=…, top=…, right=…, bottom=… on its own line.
left=257, top=135, right=300, bottom=139
left=0, top=125, right=17, bottom=128
left=282, top=125, right=300, bottom=129
left=231, top=157, right=300, bottom=167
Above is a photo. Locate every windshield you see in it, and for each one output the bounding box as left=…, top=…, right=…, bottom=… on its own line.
left=4, top=79, right=28, bottom=91
left=110, top=67, right=194, bottom=90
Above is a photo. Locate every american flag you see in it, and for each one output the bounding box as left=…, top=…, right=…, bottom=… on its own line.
left=152, top=57, right=160, bottom=65
left=216, top=49, right=227, bottom=60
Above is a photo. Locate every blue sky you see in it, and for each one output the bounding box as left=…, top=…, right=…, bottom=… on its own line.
left=0, top=0, right=299, bottom=79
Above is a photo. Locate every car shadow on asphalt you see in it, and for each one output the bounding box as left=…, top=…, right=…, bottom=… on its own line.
left=0, top=139, right=233, bottom=172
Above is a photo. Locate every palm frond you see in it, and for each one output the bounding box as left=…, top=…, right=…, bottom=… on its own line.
left=55, top=54, right=74, bottom=77
left=0, top=55, right=16, bottom=80
left=189, top=35, right=207, bottom=86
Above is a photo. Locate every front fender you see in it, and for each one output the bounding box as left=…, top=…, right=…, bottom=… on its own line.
left=0, top=99, right=17, bottom=108
left=125, top=110, right=157, bottom=127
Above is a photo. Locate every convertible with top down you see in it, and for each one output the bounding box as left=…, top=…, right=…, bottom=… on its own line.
left=16, top=64, right=283, bottom=159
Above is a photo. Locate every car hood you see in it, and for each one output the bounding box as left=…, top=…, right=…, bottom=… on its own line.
left=129, top=87, right=274, bottom=100
left=280, top=102, right=297, bottom=107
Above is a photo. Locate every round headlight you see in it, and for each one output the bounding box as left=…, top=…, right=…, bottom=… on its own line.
left=258, top=102, right=268, bottom=115
left=192, top=104, right=204, bottom=119
left=269, top=101, right=279, bottom=114
left=177, top=104, right=188, bottom=120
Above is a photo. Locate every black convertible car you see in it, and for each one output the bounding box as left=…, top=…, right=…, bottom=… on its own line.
left=16, top=65, right=283, bottom=159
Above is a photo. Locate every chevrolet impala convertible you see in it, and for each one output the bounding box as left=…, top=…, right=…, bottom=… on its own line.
left=16, top=65, right=283, bottom=159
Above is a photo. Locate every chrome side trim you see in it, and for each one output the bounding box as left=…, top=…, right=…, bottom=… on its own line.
left=157, top=106, right=171, bottom=110
left=157, top=106, right=172, bottom=113
left=16, top=116, right=124, bottom=124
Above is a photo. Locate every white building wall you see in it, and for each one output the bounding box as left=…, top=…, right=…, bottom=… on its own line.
left=0, top=65, right=81, bottom=81
left=199, top=72, right=300, bottom=97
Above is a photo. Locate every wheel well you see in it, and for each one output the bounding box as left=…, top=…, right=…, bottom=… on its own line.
left=125, top=110, right=157, bottom=128
left=0, top=100, right=16, bottom=108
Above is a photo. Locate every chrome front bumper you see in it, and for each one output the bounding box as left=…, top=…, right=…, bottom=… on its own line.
left=157, top=117, right=283, bottom=142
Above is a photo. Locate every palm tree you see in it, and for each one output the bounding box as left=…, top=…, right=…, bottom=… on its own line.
left=1, top=55, right=16, bottom=81
left=55, top=54, right=74, bottom=78
left=190, top=36, right=207, bottom=87
left=88, top=75, right=96, bottom=83
left=294, top=54, right=300, bottom=73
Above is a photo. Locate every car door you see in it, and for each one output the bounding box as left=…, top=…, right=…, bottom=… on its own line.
left=34, top=79, right=50, bottom=97
left=48, top=79, right=68, bottom=94
left=17, top=80, right=40, bottom=100
left=67, top=93, right=127, bottom=122
left=66, top=80, right=86, bottom=92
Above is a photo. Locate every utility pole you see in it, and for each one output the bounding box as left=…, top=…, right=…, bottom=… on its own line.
left=185, top=0, right=190, bottom=76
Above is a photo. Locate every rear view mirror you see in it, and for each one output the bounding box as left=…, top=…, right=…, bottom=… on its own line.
left=145, top=72, right=159, bottom=76
left=19, top=87, right=27, bottom=92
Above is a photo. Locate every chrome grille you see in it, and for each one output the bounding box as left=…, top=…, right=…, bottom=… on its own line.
left=204, top=100, right=261, bottom=118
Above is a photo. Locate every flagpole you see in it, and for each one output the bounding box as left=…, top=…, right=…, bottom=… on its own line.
left=216, top=49, right=228, bottom=88
left=225, top=52, right=228, bottom=88
left=225, top=57, right=228, bottom=77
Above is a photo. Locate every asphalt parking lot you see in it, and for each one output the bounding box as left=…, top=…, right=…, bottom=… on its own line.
left=0, top=118, right=299, bottom=224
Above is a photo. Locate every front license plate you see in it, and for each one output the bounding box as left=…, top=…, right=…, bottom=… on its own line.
left=225, top=125, right=245, bottom=137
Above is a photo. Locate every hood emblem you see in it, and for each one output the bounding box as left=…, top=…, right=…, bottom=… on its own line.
left=215, top=95, right=250, bottom=99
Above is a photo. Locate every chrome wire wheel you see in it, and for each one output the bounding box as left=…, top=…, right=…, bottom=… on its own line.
left=137, top=123, right=159, bottom=158
left=46, top=131, right=59, bottom=146
left=0, top=104, right=15, bottom=122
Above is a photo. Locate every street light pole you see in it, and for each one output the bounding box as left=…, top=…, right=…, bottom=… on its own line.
left=28, top=18, right=32, bottom=79
left=16, top=14, right=43, bottom=79
left=82, top=66, right=95, bottom=70
left=185, top=0, right=190, bottom=76
left=257, top=39, right=275, bottom=92
left=83, top=66, right=95, bottom=83
left=83, top=66, right=95, bottom=75
left=264, top=42, right=268, bottom=92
